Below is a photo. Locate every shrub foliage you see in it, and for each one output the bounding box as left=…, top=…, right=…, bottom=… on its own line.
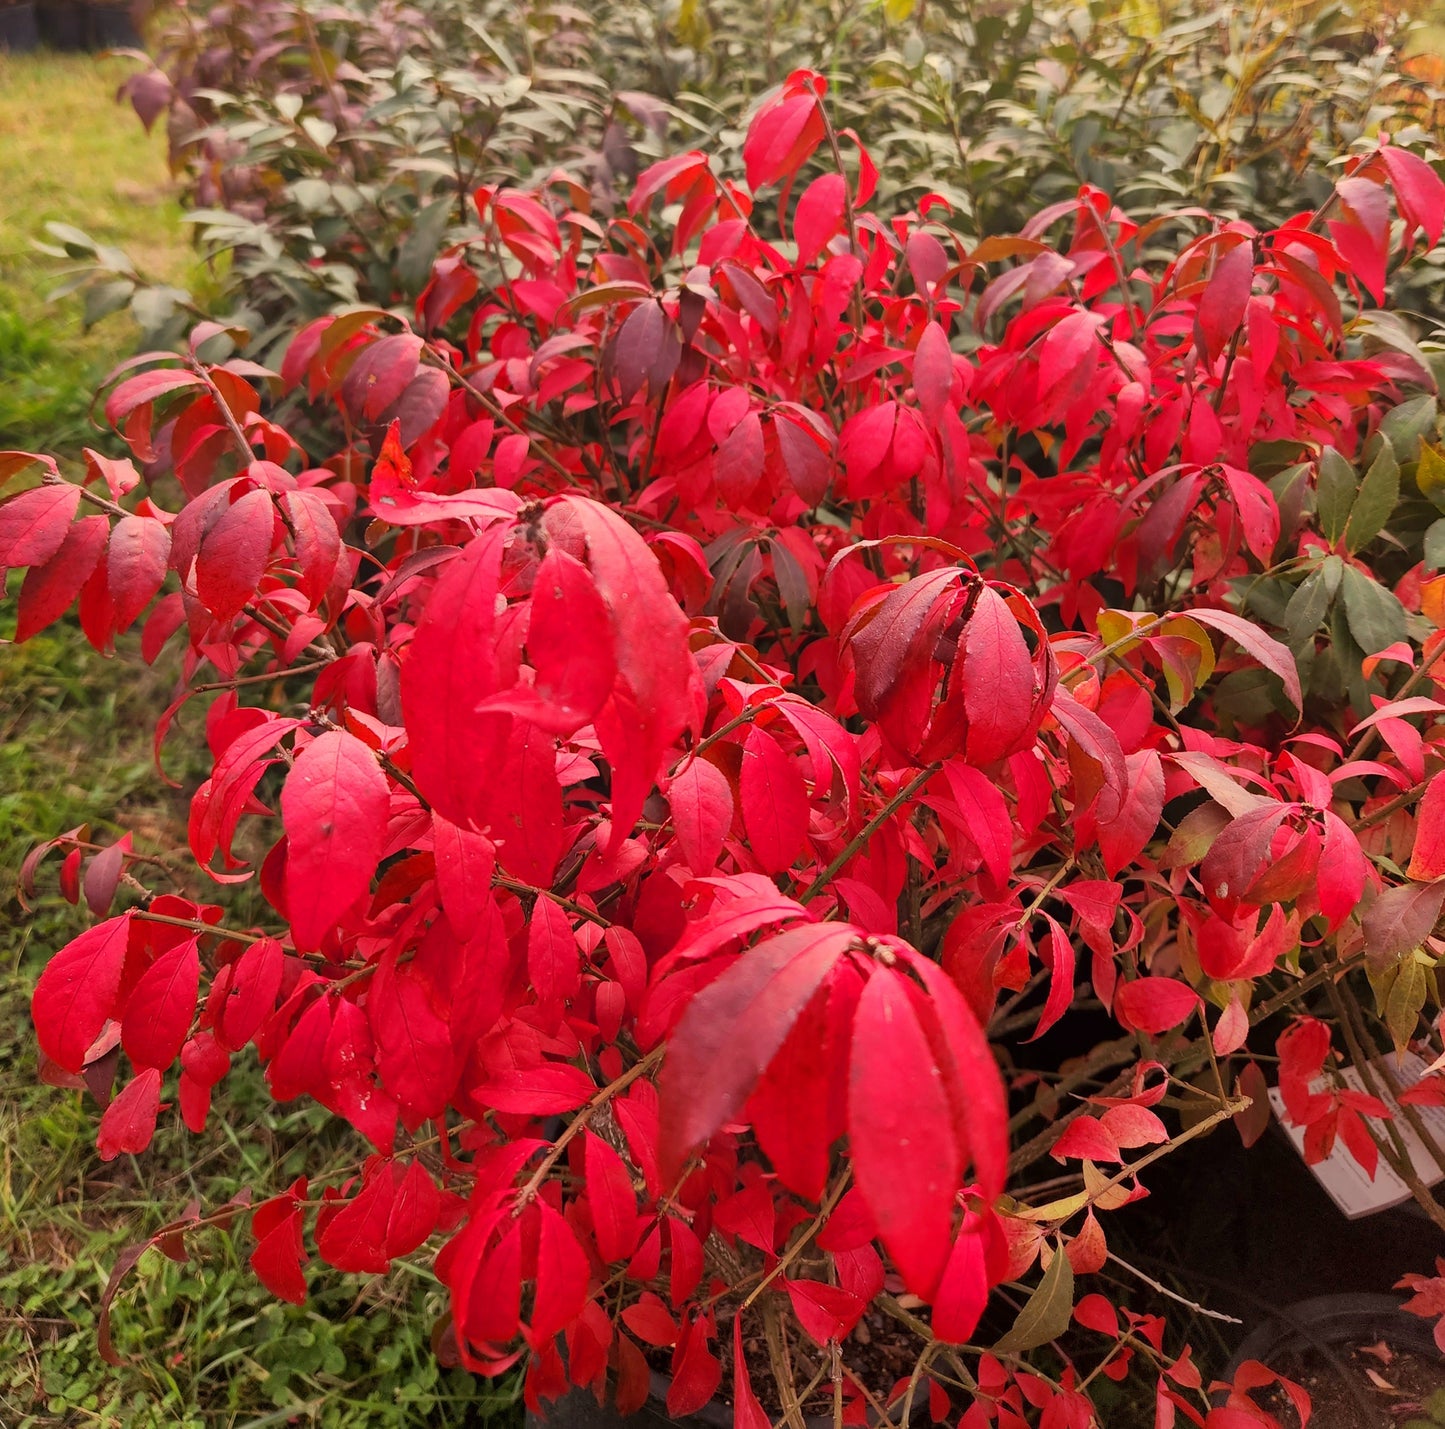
left=8, top=45, right=1445, bottom=1429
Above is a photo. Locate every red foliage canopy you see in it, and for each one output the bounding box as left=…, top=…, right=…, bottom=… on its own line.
left=10, top=70, right=1445, bottom=1427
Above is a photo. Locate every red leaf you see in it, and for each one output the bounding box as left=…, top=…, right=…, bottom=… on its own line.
left=1196, top=239, right=1254, bottom=362
left=528, top=546, right=617, bottom=728
left=621, top=1292, right=678, bottom=1346
left=1114, top=977, right=1201, bottom=1036
left=659, top=923, right=854, bottom=1173
left=1100, top=1103, right=1168, bottom=1148
left=614, top=1335, right=651, bottom=1414
left=196, top=488, right=274, bottom=622
left=532, top=1202, right=589, bottom=1344
left=739, top=726, right=808, bottom=874
left=107, top=515, right=171, bottom=632
left=432, top=817, right=497, bottom=940
left=1362, top=879, right=1445, bottom=963
left=317, top=1163, right=394, bottom=1273
left=219, top=937, right=285, bottom=1050
left=488, top=719, right=566, bottom=885
left=896, top=950, right=1009, bottom=1202
left=104, top=368, right=203, bottom=427
left=747, top=968, right=854, bottom=1201
left=343, top=333, right=423, bottom=421
left=943, top=762, right=1012, bottom=887
left=371, top=959, right=455, bottom=1126
left=1036, top=310, right=1104, bottom=419
left=97, top=1067, right=163, bottom=1161
left=1219, top=466, right=1280, bottom=563
left=669, top=757, right=734, bottom=876
left=473, top=1062, right=595, bottom=1116
left=281, top=730, right=390, bottom=951
left=1098, top=750, right=1166, bottom=877
left=913, top=320, right=954, bottom=421
left=848, top=566, right=959, bottom=720
left=387, top=1159, right=442, bottom=1258
left=32, top=914, right=133, bottom=1072
left=668, top=1316, right=722, bottom=1417
left=280, top=489, right=342, bottom=607
left=121, top=937, right=200, bottom=1069
left=1187, top=606, right=1302, bottom=715
left=610, top=300, right=680, bottom=404
left=933, top=1219, right=991, bottom=1344
left=1030, top=914, right=1076, bottom=1042
left=548, top=495, right=698, bottom=845
left=1200, top=803, right=1293, bottom=916
left=83, top=833, right=131, bottom=917
left=784, top=1278, right=865, bottom=1345
left=528, top=896, right=579, bottom=1009
left=775, top=413, right=832, bottom=506
left=1050, top=1117, right=1121, bottom=1163
left=1380, top=145, right=1445, bottom=249
left=1410, top=774, right=1445, bottom=881
left=585, top=1131, right=640, bottom=1263
left=0, top=483, right=81, bottom=570
left=250, top=1197, right=308, bottom=1304
left=732, top=1316, right=770, bottom=1429
left=849, top=967, right=961, bottom=1297
left=16, top=515, right=108, bottom=641
left=793, top=174, right=846, bottom=266
left=961, top=587, right=1043, bottom=766
left=714, top=410, right=765, bottom=507
left=400, top=529, right=510, bottom=829
left=743, top=89, right=824, bottom=192
left=1213, top=997, right=1249, bottom=1057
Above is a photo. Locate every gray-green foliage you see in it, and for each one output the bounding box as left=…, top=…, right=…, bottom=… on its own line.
left=48, top=0, right=1445, bottom=358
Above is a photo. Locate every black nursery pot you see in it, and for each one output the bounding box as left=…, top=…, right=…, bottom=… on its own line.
left=1225, top=1293, right=1441, bottom=1377
left=36, top=0, right=85, bottom=49
left=0, top=2, right=40, bottom=50
left=1216, top=1293, right=1444, bottom=1423
left=85, top=1, right=140, bottom=47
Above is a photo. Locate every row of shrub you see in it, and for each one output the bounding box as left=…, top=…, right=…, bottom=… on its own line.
left=50, top=0, right=1445, bottom=361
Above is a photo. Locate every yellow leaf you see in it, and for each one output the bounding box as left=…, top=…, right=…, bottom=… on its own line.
left=1008, top=1191, right=1089, bottom=1223
left=1096, top=608, right=1145, bottom=657
left=1083, top=1160, right=1132, bottom=1211
left=1418, top=442, right=1445, bottom=505
left=884, top=0, right=916, bottom=18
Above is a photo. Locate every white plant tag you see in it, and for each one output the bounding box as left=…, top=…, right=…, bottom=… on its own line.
left=1268, top=1052, right=1445, bottom=1219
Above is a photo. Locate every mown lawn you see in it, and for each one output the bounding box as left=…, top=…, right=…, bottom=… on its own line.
left=0, top=54, right=515, bottom=1429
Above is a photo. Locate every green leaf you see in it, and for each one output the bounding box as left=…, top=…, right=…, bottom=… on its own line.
left=1386, top=954, right=1428, bottom=1053
left=1340, top=564, right=1407, bottom=655
left=1345, top=440, right=1399, bottom=553
left=82, top=280, right=135, bottom=329
left=1316, top=447, right=1357, bottom=544
left=1424, top=519, right=1445, bottom=572
left=1365, top=949, right=1401, bottom=1018
left=994, top=1240, right=1074, bottom=1354
left=396, top=196, right=455, bottom=299
left=1284, top=566, right=1331, bottom=651
left=1378, top=394, right=1438, bottom=461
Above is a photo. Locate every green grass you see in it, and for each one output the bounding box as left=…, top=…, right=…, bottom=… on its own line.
left=0, top=52, right=204, bottom=451
left=0, top=55, right=517, bottom=1428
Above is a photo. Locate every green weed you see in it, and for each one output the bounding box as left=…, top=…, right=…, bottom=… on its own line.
left=0, top=55, right=518, bottom=1428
